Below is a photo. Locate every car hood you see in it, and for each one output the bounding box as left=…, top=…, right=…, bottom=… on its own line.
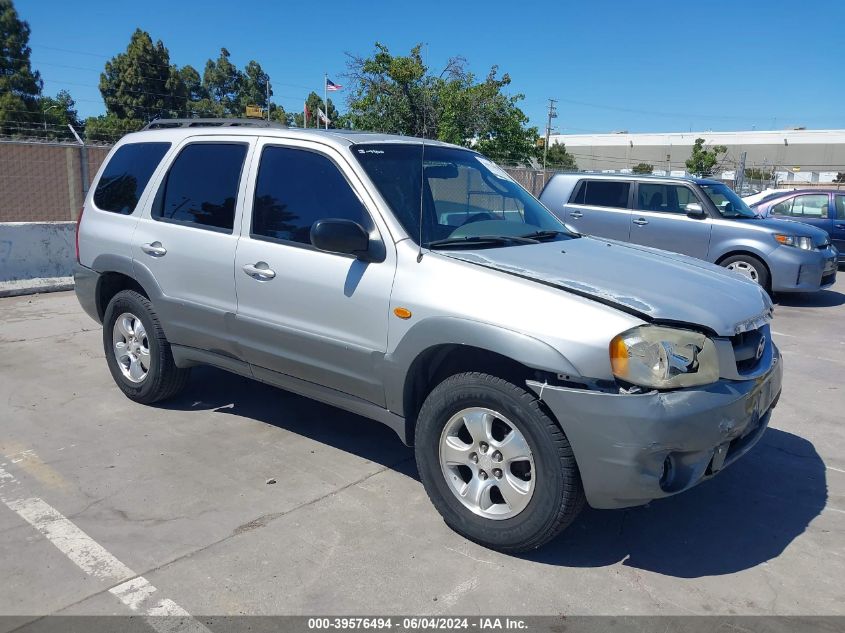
left=731, top=217, right=830, bottom=244
left=441, top=237, right=773, bottom=337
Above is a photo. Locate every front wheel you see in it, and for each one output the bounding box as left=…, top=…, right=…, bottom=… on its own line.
left=721, top=254, right=770, bottom=290
left=415, top=372, right=584, bottom=552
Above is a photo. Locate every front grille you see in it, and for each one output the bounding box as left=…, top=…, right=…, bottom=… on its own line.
left=730, top=327, right=767, bottom=374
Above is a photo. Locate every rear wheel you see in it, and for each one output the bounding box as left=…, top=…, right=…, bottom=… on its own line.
left=415, top=372, right=584, bottom=552
left=721, top=254, right=770, bottom=290
left=103, top=290, right=190, bottom=404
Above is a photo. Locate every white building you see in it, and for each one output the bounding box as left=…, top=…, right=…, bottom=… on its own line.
left=547, top=129, right=845, bottom=183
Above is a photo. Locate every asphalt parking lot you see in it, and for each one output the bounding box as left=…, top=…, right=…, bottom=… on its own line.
left=0, top=282, right=843, bottom=624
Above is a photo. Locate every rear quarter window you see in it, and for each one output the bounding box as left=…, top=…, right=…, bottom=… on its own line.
left=93, top=142, right=171, bottom=214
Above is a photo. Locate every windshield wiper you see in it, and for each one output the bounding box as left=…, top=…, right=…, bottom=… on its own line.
left=519, top=229, right=571, bottom=241
left=426, top=235, right=539, bottom=249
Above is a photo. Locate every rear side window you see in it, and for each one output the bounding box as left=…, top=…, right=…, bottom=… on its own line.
left=251, top=146, right=369, bottom=245
left=153, top=143, right=247, bottom=232
left=835, top=195, right=845, bottom=219
left=572, top=180, right=630, bottom=208
left=93, top=142, right=170, bottom=214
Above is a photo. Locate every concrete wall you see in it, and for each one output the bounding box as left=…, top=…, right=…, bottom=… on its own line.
left=0, top=222, right=76, bottom=283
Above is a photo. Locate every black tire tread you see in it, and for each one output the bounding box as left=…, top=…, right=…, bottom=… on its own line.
left=415, top=372, right=585, bottom=552
left=103, top=290, right=190, bottom=404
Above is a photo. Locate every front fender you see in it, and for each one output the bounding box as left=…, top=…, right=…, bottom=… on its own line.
left=382, top=315, right=582, bottom=417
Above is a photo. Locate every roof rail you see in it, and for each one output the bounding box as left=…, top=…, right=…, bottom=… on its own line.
left=141, top=118, right=286, bottom=131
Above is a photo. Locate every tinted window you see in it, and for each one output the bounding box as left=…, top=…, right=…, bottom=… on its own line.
left=252, top=146, right=369, bottom=245
left=638, top=183, right=700, bottom=214
left=576, top=181, right=630, bottom=208
left=771, top=198, right=793, bottom=216
left=153, top=143, right=247, bottom=231
left=835, top=195, right=845, bottom=220
left=94, top=142, right=170, bottom=214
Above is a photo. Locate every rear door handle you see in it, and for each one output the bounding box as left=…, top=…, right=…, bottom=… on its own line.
left=633, top=218, right=649, bottom=226
left=836, top=224, right=845, bottom=230
left=569, top=211, right=583, bottom=219
left=242, top=262, right=276, bottom=280
left=141, top=242, right=167, bottom=257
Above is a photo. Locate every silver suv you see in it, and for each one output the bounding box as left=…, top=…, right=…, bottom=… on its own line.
left=539, top=173, right=838, bottom=292
left=75, top=120, right=783, bottom=552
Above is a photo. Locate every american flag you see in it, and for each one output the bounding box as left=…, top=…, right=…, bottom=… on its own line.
left=326, top=78, right=342, bottom=91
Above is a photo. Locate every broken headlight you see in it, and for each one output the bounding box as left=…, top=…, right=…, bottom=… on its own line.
left=610, top=325, right=719, bottom=389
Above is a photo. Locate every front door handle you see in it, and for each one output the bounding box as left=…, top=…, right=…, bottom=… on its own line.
left=836, top=224, right=845, bottom=230
left=569, top=211, right=583, bottom=219
left=633, top=218, right=649, bottom=226
left=242, top=262, right=276, bottom=280
left=141, top=242, right=167, bottom=257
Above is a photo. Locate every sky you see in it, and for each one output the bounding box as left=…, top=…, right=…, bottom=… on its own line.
left=16, top=0, right=845, bottom=135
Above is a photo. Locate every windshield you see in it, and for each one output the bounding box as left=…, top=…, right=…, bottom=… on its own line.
left=352, top=143, right=574, bottom=247
left=701, top=183, right=757, bottom=219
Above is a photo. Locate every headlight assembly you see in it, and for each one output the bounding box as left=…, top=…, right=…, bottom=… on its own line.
left=774, top=234, right=814, bottom=250
left=610, top=325, right=720, bottom=389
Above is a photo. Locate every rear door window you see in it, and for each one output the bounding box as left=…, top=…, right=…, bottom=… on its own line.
left=152, top=143, right=248, bottom=232
left=93, top=142, right=170, bottom=214
left=835, top=195, right=845, bottom=219
left=572, top=180, right=630, bottom=208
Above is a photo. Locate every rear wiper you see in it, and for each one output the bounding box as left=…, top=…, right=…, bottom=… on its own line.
left=426, top=235, right=539, bottom=249
left=519, top=229, right=571, bottom=241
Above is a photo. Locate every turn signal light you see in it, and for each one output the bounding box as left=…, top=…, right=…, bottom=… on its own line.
left=393, top=307, right=412, bottom=319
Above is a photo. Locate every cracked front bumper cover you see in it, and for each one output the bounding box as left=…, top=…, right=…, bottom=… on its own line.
left=527, top=348, right=783, bottom=509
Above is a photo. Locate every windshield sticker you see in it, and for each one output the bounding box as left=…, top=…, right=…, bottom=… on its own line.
left=357, top=149, right=384, bottom=154
left=476, top=156, right=513, bottom=181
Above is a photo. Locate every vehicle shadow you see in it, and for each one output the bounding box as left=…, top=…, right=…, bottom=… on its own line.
left=775, top=289, right=845, bottom=307
left=159, top=365, right=416, bottom=475
left=161, top=367, right=826, bottom=579
left=522, top=427, right=827, bottom=578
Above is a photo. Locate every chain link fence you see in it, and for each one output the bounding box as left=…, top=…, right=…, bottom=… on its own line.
left=0, top=139, right=111, bottom=222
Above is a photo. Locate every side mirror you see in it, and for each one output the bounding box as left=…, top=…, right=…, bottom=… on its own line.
left=311, top=219, right=376, bottom=261
left=686, top=202, right=706, bottom=219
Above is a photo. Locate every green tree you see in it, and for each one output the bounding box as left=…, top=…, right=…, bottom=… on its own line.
left=745, top=167, right=773, bottom=180
left=685, top=138, right=727, bottom=177
left=239, top=60, right=270, bottom=112
left=0, top=0, right=43, bottom=136
left=39, top=90, right=82, bottom=139
left=345, top=42, right=538, bottom=165
left=84, top=114, right=144, bottom=143
left=632, top=162, right=653, bottom=174
left=544, top=143, right=577, bottom=170
left=201, top=48, right=242, bottom=116
left=99, top=29, right=184, bottom=121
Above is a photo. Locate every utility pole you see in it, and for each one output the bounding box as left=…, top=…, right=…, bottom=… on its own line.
left=266, top=75, right=271, bottom=122
left=542, top=98, right=558, bottom=183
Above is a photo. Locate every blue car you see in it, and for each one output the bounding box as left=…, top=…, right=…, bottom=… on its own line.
left=751, top=189, right=845, bottom=263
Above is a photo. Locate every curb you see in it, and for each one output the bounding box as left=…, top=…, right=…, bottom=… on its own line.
left=0, top=277, right=75, bottom=298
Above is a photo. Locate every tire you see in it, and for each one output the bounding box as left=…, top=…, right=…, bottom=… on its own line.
left=720, top=254, right=770, bottom=290
left=415, top=372, right=585, bottom=553
left=102, top=290, right=190, bottom=404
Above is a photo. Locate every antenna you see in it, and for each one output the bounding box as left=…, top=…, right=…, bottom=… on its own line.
left=416, top=43, right=429, bottom=263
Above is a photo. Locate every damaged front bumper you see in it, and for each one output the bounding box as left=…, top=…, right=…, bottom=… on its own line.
left=527, top=347, right=783, bottom=509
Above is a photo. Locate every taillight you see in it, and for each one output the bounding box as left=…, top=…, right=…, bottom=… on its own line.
left=75, top=206, right=84, bottom=263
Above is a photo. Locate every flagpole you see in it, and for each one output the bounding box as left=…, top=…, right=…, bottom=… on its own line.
left=324, top=73, right=328, bottom=130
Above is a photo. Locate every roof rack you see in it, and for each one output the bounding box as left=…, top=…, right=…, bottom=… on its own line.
left=142, top=118, right=286, bottom=131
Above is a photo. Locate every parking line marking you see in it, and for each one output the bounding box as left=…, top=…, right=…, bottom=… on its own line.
left=0, top=464, right=210, bottom=632
left=827, top=466, right=845, bottom=474
left=771, top=331, right=795, bottom=337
